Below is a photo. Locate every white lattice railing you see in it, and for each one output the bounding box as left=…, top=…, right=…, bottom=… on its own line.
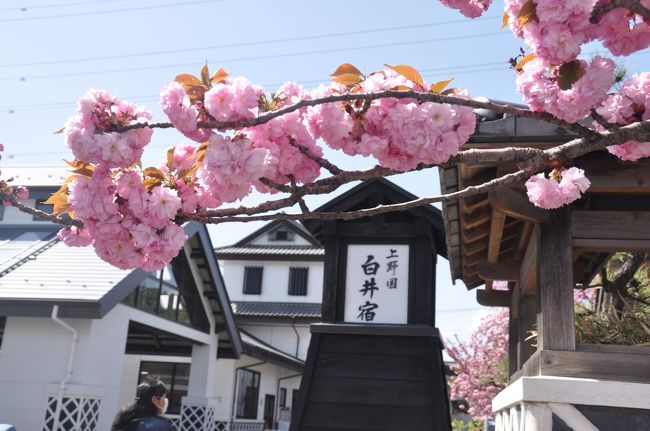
left=230, top=420, right=265, bottom=431
left=42, top=395, right=101, bottom=431
left=167, top=414, right=263, bottom=431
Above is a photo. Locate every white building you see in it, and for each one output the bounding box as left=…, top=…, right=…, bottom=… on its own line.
left=216, top=220, right=324, bottom=427
left=0, top=167, right=305, bottom=431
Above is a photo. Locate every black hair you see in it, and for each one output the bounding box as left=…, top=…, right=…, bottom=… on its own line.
left=111, top=379, right=168, bottom=431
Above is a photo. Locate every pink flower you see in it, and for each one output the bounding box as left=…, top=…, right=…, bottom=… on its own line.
left=160, top=82, right=212, bottom=142
left=526, top=167, right=590, bottom=209
left=146, top=186, right=182, bottom=228
left=204, top=76, right=262, bottom=122
left=438, top=0, right=492, bottom=18
left=57, top=226, right=92, bottom=247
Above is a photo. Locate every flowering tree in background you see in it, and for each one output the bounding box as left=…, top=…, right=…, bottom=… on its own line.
left=0, top=0, right=649, bottom=270
left=446, top=309, right=509, bottom=420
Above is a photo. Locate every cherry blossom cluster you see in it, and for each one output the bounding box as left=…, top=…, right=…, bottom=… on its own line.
left=516, top=56, right=615, bottom=123
left=308, top=71, right=476, bottom=170
left=503, top=0, right=650, bottom=64
left=525, top=167, right=591, bottom=209
left=596, top=73, right=650, bottom=162
left=438, top=0, right=492, bottom=18
left=64, top=89, right=153, bottom=168
left=0, top=144, right=29, bottom=207
left=446, top=309, right=509, bottom=419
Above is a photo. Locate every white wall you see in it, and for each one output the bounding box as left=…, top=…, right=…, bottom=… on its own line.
left=249, top=230, right=312, bottom=246
left=222, top=260, right=323, bottom=303
left=0, top=310, right=130, bottom=431
left=241, top=323, right=311, bottom=360
left=212, top=356, right=302, bottom=425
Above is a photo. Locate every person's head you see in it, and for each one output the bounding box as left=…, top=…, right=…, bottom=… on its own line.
left=135, top=380, right=169, bottom=415
left=111, top=379, right=169, bottom=430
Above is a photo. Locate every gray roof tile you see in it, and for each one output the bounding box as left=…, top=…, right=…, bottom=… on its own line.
left=232, top=301, right=321, bottom=318
left=216, top=245, right=324, bottom=257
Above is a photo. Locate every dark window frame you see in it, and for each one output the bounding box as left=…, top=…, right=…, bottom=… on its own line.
left=279, top=387, right=287, bottom=408
left=243, top=266, right=264, bottom=295
left=288, top=267, right=309, bottom=296
left=138, top=361, right=190, bottom=415
left=236, top=369, right=261, bottom=419
left=0, top=316, right=6, bottom=350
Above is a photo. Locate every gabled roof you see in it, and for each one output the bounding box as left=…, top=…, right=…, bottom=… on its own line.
left=232, top=301, right=321, bottom=319
left=0, top=222, right=242, bottom=358
left=241, top=330, right=304, bottom=372
left=303, top=178, right=447, bottom=258
left=235, top=220, right=321, bottom=247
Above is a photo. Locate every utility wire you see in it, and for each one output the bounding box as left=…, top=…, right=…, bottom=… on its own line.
left=0, top=31, right=506, bottom=81
left=0, top=62, right=508, bottom=112
left=0, top=0, right=128, bottom=12
left=0, top=0, right=224, bottom=22
left=0, top=15, right=501, bottom=68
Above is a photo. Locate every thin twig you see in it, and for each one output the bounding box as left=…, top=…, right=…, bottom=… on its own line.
left=591, top=0, right=650, bottom=22
left=0, top=190, right=83, bottom=227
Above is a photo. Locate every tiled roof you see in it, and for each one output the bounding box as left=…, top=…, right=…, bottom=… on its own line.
left=216, top=245, right=324, bottom=257
left=241, top=330, right=304, bottom=371
left=232, top=301, right=321, bottom=318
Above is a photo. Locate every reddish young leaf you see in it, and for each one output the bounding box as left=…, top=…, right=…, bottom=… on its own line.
left=516, top=0, right=537, bottom=28
left=429, top=78, right=454, bottom=94
left=557, top=60, right=585, bottom=90
left=502, top=11, right=510, bottom=29
left=53, top=127, right=65, bottom=134
left=333, top=73, right=363, bottom=87
left=175, top=73, right=202, bottom=87
left=440, top=87, right=460, bottom=96
left=143, top=166, right=166, bottom=181
left=167, top=148, right=175, bottom=172
left=330, top=63, right=363, bottom=77
left=201, top=63, right=211, bottom=88
left=210, top=68, right=229, bottom=84
left=515, top=52, right=536, bottom=71
left=143, top=178, right=163, bottom=191
left=384, top=64, right=424, bottom=88
left=44, top=192, right=71, bottom=216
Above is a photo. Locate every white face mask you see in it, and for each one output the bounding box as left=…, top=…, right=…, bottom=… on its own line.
left=160, top=397, right=169, bottom=415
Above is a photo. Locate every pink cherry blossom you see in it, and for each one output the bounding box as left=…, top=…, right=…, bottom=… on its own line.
left=160, top=81, right=212, bottom=142
left=64, top=89, right=153, bottom=168
left=57, top=226, right=93, bottom=247
left=204, top=76, right=263, bottom=122
left=438, top=0, right=492, bottom=18
left=526, top=167, right=591, bottom=209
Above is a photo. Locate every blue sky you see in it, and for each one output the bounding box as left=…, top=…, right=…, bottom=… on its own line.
left=1, top=0, right=649, bottom=341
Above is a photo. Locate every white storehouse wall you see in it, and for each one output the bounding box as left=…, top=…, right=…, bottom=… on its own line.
left=222, top=260, right=323, bottom=303
left=240, top=323, right=311, bottom=360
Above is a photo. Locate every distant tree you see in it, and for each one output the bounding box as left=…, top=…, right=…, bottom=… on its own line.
left=446, top=309, right=509, bottom=420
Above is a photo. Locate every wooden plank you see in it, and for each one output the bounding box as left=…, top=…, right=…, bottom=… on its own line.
left=508, top=312, right=518, bottom=377
left=308, top=376, right=433, bottom=406
left=310, top=323, right=440, bottom=338
left=517, top=294, right=537, bottom=369
left=313, top=352, right=432, bottom=381
left=464, top=207, right=491, bottom=229
left=486, top=210, right=507, bottom=290
left=519, top=228, right=538, bottom=295
left=476, top=289, right=511, bottom=307
left=477, top=259, right=520, bottom=281
left=489, top=187, right=551, bottom=223
left=291, top=332, right=322, bottom=431
left=301, top=403, right=436, bottom=431
left=321, top=222, right=339, bottom=323
left=429, top=337, right=452, bottom=430
left=537, top=207, right=575, bottom=352
left=572, top=211, right=650, bottom=240
left=576, top=344, right=650, bottom=356
left=573, top=238, right=650, bottom=252
left=539, top=350, right=650, bottom=384
left=318, top=334, right=432, bottom=356
left=576, top=156, right=650, bottom=193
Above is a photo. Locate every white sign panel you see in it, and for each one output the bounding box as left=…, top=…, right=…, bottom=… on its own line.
left=343, top=244, right=409, bottom=324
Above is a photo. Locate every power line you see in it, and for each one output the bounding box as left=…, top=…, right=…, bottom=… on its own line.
left=0, top=0, right=128, bottom=12
left=0, top=0, right=224, bottom=22
left=0, top=31, right=506, bottom=81
left=0, top=62, right=509, bottom=112
left=0, top=15, right=501, bottom=68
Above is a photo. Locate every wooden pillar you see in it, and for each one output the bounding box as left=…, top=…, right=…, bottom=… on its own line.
left=536, top=207, right=576, bottom=351
left=518, top=294, right=537, bottom=366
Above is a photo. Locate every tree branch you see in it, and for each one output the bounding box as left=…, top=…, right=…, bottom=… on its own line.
left=591, top=0, right=650, bottom=23
left=113, top=91, right=600, bottom=139
left=0, top=191, right=83, bottom=227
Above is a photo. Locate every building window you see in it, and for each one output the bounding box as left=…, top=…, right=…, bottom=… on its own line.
left=243, top=266, right=263, bottom=295
left=279, top=387, right=287, bottom=408
left=122, top=258, right=209, bottom=332
left=138, top=361, right=190, bottom=415
left=33, top=199, right=54, bottom=221
left=268, top=229, right=293, bottom=241
left=236, top=369, right=260, bottom=419
left=288, top=267, right=308, bottom=296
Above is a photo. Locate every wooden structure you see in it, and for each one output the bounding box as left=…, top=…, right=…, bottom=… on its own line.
left=440, top=113, right=650, bottom=430
left=290, top=179, right=451, bottom=431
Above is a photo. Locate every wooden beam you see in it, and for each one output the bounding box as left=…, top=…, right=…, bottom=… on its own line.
left=487, top=210, right=506, bottom=263
left=489, top=186, right=551, bottom=223
left=537, top=207, right=575, bottom=352
left=519, top=228, right=538, bottom=295
left=476, top=289, right=511, bottom=307
left=577, top=156, right=650, bottom=193
left=573, top=238, right=650, bottom=252
left=572, top=210, right=650, bottom=240
left=464, top=207, right=491, bottom=229
left=477, top=259, right=520, bottom=281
